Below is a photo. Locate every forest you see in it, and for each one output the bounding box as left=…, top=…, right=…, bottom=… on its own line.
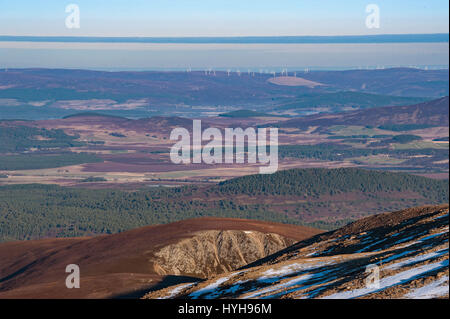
left=0, top=168, right=447, bottom=242
left=0, top=125, right=84, bottom=152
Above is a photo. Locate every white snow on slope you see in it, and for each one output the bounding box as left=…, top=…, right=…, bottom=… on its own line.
left=189, top=271, right=244, bottom=299
left=384, top=249, right=448, bottom=271
left=322, top=259, right=449, bottom=299
left=390, top=227, right=448, bottom=249
left=189, top=277, right=232, bottom=299
left=356, top=238, right=388, bottom=253
left=244, top=268, right=336, bottom=299
left=260, top=261, right=333, bottom=279
left=158, top=282, right=196, bottom=299
left=404, top=275, right=449, bottom=299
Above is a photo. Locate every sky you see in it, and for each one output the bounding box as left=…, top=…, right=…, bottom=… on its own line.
left=0, top=0, right=449, bottom=37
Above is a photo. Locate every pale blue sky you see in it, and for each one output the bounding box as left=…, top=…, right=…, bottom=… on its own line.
left=0, top=0, right=448, bottom=36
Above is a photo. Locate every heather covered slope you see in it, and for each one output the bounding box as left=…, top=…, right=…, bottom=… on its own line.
left=145, top=205, right=449, bottom=299
left=278, top=96, right=449, bottom=129
left=296, top=68, right=449, bottom=97
left=274, top=91, right=428, bottom=113
left=0, top=218, right=321, bottom=299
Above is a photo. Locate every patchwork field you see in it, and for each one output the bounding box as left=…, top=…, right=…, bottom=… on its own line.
left=1, top=105, right=448, bottom=188
left=0, top=67, right=448, bottom=300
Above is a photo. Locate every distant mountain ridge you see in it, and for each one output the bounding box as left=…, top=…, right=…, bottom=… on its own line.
left=1, top=34, right=448, bottom=44
left=0, top=68, right=447, bottom=119
left=299, top=68, right=449, bottom=97
left=278, top=96, right=449, bottom=128
left=274, top=91, right=428, bottom=111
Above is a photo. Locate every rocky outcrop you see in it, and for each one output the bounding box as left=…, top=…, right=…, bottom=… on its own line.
left=0, top=217, right=321, bottom=298
left=145, top=205, right=449, bottom=299
left=152, top=230, right=295, bottom=278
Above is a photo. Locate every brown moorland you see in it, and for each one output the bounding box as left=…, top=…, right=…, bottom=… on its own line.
left=145, top=205, right=449, bottom=299
left=0, top=217, right=322, bottom=299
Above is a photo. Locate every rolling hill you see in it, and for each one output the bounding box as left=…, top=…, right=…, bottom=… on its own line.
left=298, top=68, right=449, bottom=97
left=145, top=205, right=449, bottom=299
left=219, top=110, right=276, bottom=118
left=275, top=91, right=428, bottom=112
left=278, top=96, right=449, bottom=129
left=0, top=68, right=447, bottom=119
left=0, top=218, right=321, bottom=298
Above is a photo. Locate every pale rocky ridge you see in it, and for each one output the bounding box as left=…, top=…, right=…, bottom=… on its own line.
left=152, top=230, right=295, bottom=277
left=0, top=217, right=320, bottom=298
left=144, top=205, right=449, bottom=299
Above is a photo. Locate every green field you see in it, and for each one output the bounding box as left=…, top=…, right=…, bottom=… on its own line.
left=0, top=153, right=103, bottom=170
left=392, top=141, right=449, bottom=150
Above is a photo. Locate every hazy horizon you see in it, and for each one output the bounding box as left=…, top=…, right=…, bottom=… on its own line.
left=1, top=42, right=448, bottom=70
left=1, top=1, right=448, bottom=70
left=1, top=1, right=448, bottom=37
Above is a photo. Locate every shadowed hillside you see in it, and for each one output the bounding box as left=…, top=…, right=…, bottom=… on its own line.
left=278, top=96, right=449, bottom=129
left=0, top=218, right=321, bottom=299
left=145, top=205, right=449, bottom=299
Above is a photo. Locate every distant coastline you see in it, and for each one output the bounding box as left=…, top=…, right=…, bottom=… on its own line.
left=0, top=33, right=448, bottom=44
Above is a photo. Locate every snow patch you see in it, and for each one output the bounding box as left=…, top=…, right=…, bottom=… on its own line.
left=404, top=275, right=449, bottom=299
left=322, top=259, right=449, bottom=299
left=159, top=282, right=196, bottom=299
left=383, top=249, right=448, bottom=271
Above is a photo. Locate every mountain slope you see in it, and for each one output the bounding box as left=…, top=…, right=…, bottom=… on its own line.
left=298, top=68, right=449, bottom=97
left=0, top=218, right=321, bottom=299
left=145, top=205, right=449, bottom=299
left=214, top=168, right=448, bottom=202
left=275, top=91, right=427, bottom=111
left=278, top=96, right=449, bottom=129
